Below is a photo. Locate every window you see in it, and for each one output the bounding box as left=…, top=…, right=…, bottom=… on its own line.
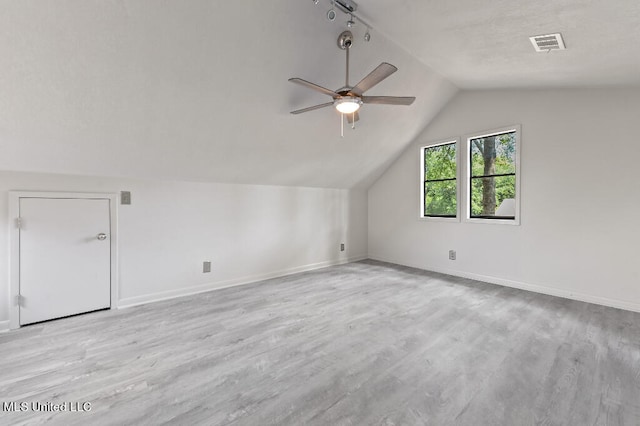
left=421, top=140, right=458, bottom=218
left=466, top=126, right=520, bottom=223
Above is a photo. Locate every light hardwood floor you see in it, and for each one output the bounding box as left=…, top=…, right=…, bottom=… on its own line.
left=1, top=260, right=639, bottom=425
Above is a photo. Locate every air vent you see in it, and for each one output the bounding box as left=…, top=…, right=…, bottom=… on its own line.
left=529, top=33, right=566, bottom=52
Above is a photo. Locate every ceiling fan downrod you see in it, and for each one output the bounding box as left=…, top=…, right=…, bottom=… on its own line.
left=337, top=30, right=354, bottom=88
left=346, top=44, right=350, bottom=87
left=338, top=30, right=356, bottom=137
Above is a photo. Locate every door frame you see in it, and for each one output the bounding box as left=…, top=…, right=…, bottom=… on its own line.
left=8, top=191, right=119, bottom=330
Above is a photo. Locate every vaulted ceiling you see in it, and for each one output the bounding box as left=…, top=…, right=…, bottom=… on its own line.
left=1, top=1, right=637, bottom=189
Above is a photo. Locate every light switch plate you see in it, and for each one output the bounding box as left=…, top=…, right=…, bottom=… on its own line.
left=121, top=191, right=131, bottom=205
left=203, top=261, right=211, bottom=273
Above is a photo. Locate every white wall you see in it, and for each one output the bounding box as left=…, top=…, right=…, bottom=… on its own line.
left=0, top=171, right=368, bottom=327
left=369, top=88, right=640, bottom=311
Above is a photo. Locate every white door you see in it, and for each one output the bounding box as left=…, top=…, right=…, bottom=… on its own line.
left=19, top=197, right=111, bottom=325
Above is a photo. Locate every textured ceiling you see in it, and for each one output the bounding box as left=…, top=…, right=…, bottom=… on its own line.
left=4, top=1, right=635, bottom=190
left=359, top=0, right=640, bottom=89
left=0, top=0, right=456, bottom=189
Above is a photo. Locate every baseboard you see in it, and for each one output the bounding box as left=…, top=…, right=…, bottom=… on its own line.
left=117, top=255, right=367, bottom=309
left=368, top=254, right=640, bottom=313
left=0, top=320, right=9, bottom=333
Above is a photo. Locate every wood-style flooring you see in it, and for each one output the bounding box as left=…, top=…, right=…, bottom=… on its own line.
left=1, top=260, right=639, bottom=425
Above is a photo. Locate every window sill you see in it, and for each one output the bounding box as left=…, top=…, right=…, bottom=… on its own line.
left=464, top=217, right=520, bottom=226
left=419, top=216, right=460, bottom=223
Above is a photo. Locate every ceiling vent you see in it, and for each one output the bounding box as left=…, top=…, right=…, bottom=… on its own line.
left=529, top=33, right=566, bottom=52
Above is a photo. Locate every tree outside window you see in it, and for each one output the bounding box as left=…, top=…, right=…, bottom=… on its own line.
left=423, top=141, right=457, bottom=217
left=469, top=131, right=517, bottom=219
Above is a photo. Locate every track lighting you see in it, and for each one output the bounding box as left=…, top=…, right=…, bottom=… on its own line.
left=314, top=0, right=375, bottom=45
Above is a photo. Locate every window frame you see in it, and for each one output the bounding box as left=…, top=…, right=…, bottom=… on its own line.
left=464, top=124, right=521, bottom=225
left=419, top=138, right=461, bottom=222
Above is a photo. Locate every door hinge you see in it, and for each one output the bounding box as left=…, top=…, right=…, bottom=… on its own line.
left=15, top=217, right=22, bottom=229
left=15, top=294, right=23, bottom=306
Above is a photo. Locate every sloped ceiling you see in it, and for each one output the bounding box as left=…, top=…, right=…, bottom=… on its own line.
left=0, top=1, right=457, bottom=189
left=359, top=0, right=640, bottom=89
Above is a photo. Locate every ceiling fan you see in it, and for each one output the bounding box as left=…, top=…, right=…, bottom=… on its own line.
left=289, top=30, right=416, bottom=131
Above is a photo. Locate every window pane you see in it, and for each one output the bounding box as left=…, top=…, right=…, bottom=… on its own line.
left=425, top=143, right=456, bottom=181
left=470, top=175, right=516, bottom=218
left=425, top=180, right=457, bottom=216
left=470, top=132, right=516, bottom=177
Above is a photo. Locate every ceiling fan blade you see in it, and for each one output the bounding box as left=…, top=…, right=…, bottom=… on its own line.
left=351, top=63, right=398, bottom=95
left=290, top=102, right=334, bottom=115
left=346, top=111, right=360, bottom=124
left=362, top=96, right=416, bottom=105
left=288, top=78, right=339, bottom=98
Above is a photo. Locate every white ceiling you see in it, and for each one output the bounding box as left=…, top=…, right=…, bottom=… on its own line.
left=359, top=0, right=640, bottom=89
left=2, top=1, right=637, bottom=190
left=0, top=0, right=456, bottom=189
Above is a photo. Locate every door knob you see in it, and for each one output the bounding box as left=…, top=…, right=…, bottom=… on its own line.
left=97, top=233, right=108, bottom=241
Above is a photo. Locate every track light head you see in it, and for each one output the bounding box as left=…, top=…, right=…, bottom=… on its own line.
left=347, top=14, right=356, bottom=27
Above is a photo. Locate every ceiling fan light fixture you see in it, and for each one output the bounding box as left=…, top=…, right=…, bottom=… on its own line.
left=334, top=97, right=362, bottom=114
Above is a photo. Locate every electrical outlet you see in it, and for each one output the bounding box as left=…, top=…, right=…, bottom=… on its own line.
left=203, top=261, right=211, bottom=273
left=449, top=250, right=456, bottom=260
left=340, top=243, right=345, bottom=252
